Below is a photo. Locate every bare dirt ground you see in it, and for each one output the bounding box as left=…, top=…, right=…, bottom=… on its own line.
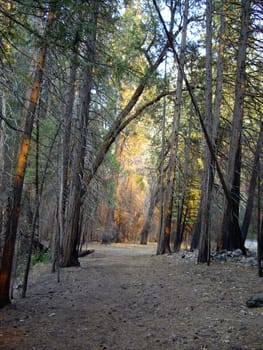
left=0, top=243, right=262, bottom=350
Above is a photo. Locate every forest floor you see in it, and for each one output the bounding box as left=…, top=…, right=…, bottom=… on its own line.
left=0, top=242, right=263, bottom=350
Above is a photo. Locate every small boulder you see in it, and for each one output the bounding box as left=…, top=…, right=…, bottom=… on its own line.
left=232, top=249, right=243, bottom=257
left=246, top=293, right=263, bottom=308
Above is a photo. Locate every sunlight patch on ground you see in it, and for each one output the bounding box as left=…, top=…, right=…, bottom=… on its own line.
left=86, top=242, right=157, bottom=256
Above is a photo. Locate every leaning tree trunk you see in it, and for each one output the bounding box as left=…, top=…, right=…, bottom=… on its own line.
left=220, top=0, right=250, bottom=252
left=154, top=0, right=246, bottom=257
left=0, top=10, right=55, bottom=308
left=83, top=44, right=168, bottom=188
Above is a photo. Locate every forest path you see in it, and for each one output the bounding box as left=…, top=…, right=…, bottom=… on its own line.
left=0, top=243, right=262, bottom=350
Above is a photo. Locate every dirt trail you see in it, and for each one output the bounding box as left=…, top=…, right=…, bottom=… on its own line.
left=0, top=243, right=262, bottom=350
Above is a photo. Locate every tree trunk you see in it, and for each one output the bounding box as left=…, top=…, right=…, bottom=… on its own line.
left=157, top=0, right=189, bottom=255
left=212, top=0, right=226, bottom=247
left=241, top=121, right=263, bottom=242
left=113, top=133, right=128, bottom=243
left=191, top=200, right=202, bottom=250
left=198, top=0, right=213, bottom=264
left=154, top=0, right=246, bottom=257
left=258, top=216, right=263, bottom=277
left=220, top=0, right=250, bottom=252
left=173, top=195, right=185, bottom=252
left=22, top=124, right=60, bottom=297
left=55, top=39, right=79, bottom=269
left=156, top=66, right=167, bottom=254
left=257, top=159, right=263, bottom=277
left=0, top=10, right=55, bottom=308
left=174, top=97, right=193, bottom=252
left=0, top=90, right=12, bottom=260
left=140, top=184, right=158, bottom=245
left=60, top=8, right=98, bottom=267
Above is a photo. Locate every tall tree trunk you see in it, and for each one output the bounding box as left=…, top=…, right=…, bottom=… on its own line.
left=0, top=90, right=12, bottom=260
left=241, top=121, right=263, bottom=242
left=140, top=183, right=158, bottom=245
left=198, top=0, right=213, bottom=264
left=220, top=0, right=250, bottom=252
left=0, top=10, right=55, bottom=308
left=191, top=0, right=226, bottom=253
left=212, top=0, right=226, bottom=250
left=22, top=124, right=60, bottom=297
left=0, top=0, right=13, bottom=255
left=213, top=0, right=226, bottom=143
left=157, top=0, right=189, bottom=255
left=175, top=98, right=192, bottom=252
left=157, top=73, right=167, bottom=254
left=113, top=133, right=128, bottom=243
left=55, top=39, right=79, bottom=270
left=173, top=194, right=185, bottom=252
left=258, top=222, right=263, bottom=277
left=191, top=197, right=202, bottom=250
left=60, top=8, right=98, bottom=267
left=257, top=160, right=263, bottom=277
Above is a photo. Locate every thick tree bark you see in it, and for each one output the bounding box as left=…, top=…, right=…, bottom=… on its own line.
left=0, top=91, right=11, bottom=260
left=220, top=0, right=250, bottom=252
left=0, top=10, right=55, bottom=308
left=60, top=8, right=98, bottom=267
left=174, top=195, right=185, bottom=252
left=241, top=121, right=263, bottom=242
left=174, top=105, right=192, bottom=252
left=55, top=41, right=79, bottom=270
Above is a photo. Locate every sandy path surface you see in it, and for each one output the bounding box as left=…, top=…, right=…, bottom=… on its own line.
left=0, top=243, right=262, bottom=350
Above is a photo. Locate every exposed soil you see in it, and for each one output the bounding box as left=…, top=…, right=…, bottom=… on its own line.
left=0, top=243, right=262, bottom=350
